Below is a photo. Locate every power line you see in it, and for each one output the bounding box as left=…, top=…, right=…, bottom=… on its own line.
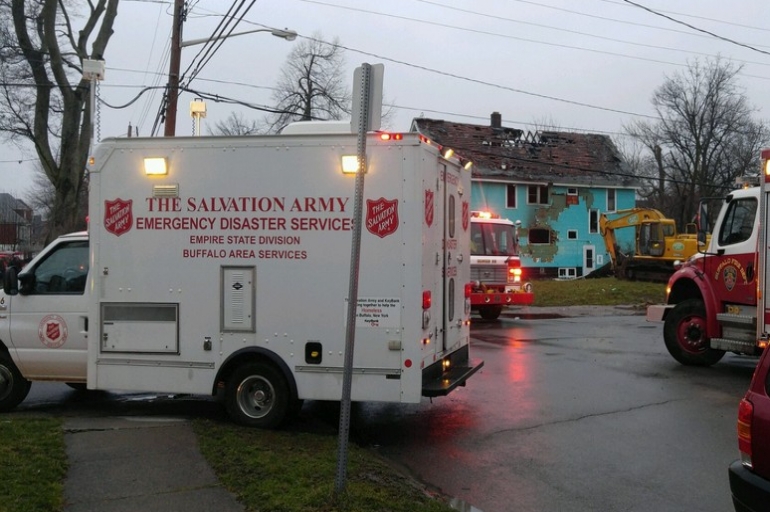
left=598, top=0, right=770, bottom=33
left=410, top=0, right=770, bottom=65
left=298, top=1, right=770, bottom=81
left=308, top=35, right=656, bottom=119
left=621, top=0, right=770, bottom=57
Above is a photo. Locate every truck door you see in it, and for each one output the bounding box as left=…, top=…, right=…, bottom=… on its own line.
left=713, top=195, right=758, bottom=305
left=7, top=240, right=89, bottom=381
left=440, top=162, right=469, bottom=352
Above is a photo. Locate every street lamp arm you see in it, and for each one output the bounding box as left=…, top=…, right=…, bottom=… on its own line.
left=181, top=27, right=297, bottom=48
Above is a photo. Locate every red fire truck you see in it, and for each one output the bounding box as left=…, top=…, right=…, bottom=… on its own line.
left=647, top=149, right=770, bottom=366
left=470, top=211, right=534, bottom=320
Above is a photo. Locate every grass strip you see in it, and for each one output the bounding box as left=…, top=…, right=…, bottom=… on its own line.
left=0, top=416, right=66, bottom=512
left=193, top=419, right=454, bottom=512
left=532, top=276, right=666, bottom=307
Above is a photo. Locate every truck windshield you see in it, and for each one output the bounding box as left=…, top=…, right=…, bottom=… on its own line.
left=718, top=198, right=757, bottom=246
left=471, top=223, right=519, bottom=256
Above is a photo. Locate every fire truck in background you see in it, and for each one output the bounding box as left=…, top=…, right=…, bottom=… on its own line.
left=647, top=150, right=770, bottom=366
left=469, top=210, right=534, bottom=320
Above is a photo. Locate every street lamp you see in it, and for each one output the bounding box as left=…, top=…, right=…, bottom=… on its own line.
left=181, top=28, right=297, bottom=48
left=163, top=23, right=297, bottom=137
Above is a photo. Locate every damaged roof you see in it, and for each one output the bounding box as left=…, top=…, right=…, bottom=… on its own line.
left=411, top=115, right=637, bottom=188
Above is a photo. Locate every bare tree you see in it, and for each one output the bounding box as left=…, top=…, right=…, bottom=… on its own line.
left=210, top=111, right=262, bottom=136
left=0, top=0, right=119, bottom=241
left=264, top=33, right=351, bottom=133
left=625, top=57, right=768, bottom=228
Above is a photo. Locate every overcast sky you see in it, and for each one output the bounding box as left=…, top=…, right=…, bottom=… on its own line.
left=1, top=0, right=769, bottom=198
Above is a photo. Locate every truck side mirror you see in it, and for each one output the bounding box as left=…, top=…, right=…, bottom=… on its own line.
left=3, top=267, right=18, bottom=296
left=697, top=230, right=707, bottom=246
left=17, top=273, right=34, bottom=295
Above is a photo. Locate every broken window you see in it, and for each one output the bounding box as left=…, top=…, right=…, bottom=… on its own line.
left=528, top=228, right=551, bottom=244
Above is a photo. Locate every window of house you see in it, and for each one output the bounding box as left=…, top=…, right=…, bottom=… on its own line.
left=607, top=189, right=616, bottom=212
left=506, top=184, right=517, bottom=208
left=567, top=187, right=579, bottom=206
left=589, top=209, right=599, bottom=234
left=527, top=185, right=548, bottom=205
left=529, top=228, right=551, bottom=244
left=567, top=230, right=578, bottom=240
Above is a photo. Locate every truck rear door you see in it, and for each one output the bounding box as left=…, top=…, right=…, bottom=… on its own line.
left=439, top=161, right=469, bottom=353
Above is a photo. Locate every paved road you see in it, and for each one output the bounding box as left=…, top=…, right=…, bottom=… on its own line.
left=305, top=312, right=755, bottom=512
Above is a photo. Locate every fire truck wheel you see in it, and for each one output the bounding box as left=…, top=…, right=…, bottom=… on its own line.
left=663, top=298, right=725, bottom=366
left=225, top=361, right=289, bottom=429
left=479, top=306, right=503, bottom=320
left=0, top=352, right=31, bottom=412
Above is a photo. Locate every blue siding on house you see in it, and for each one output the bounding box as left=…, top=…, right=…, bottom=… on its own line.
left=472, top=181, right=636, bottom=276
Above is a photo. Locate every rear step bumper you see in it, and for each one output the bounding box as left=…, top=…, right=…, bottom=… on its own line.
left=422, top=344, right=484, bottom=397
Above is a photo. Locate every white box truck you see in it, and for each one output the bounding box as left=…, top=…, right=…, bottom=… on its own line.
left=0, top=126, right=482, bottom=428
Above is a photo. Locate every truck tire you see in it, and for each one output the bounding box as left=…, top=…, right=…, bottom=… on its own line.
left=663, top=298, right=725, bottom=366
left=479, top=305, right=503, bottom=320
left=0, top=352, right=31, bottom=412
left=225, top=361, right=289, bottom=429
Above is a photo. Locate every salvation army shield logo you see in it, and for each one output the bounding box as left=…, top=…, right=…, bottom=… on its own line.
left=462, top=201, right=470, bottom=231
left=38, top=314, right=68, bottom=348
left=425, top=189, right=434, bottom=227
left=104, top=198, right=133, bottom=236
left=366, top=198, right=399, bottom=238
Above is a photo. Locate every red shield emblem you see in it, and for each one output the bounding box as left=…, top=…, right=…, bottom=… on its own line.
left=366, top=198, right=399, bottom=238
left=38, top=314, right=68, bottom=348
left=104, top=199, right=133, bottom=236
left=425, top=190, right=434, bottom=227
left=462, top=201, right=470, bottom=231
left=46, top=322, right=60, bottom=340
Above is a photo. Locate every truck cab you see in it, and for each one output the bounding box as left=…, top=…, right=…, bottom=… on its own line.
left=647, top=182, right=763, bottom=365
left=0, top=232, right=90, bottom=410
left=469, top=211, right=533, bottom=319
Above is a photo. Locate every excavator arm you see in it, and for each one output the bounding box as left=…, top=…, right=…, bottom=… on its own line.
left=599, top=208, right=667, bottom=269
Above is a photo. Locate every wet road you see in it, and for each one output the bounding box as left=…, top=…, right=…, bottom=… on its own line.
left=321, top=313, right=755, bottom=512
left=16, top=311, right=753, bottom=512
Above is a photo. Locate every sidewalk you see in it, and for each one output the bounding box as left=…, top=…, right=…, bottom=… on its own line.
left=63, top=416, right=243, bottom=512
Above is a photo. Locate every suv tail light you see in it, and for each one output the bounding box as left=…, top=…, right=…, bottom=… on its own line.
left=738, top=398, right=754, bottom=468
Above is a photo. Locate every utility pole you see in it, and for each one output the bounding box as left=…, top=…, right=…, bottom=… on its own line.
left=164, top=0, right=185, bottom=137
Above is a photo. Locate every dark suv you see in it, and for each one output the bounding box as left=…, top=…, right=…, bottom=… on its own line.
left=729, top=347, right=770, bottom=511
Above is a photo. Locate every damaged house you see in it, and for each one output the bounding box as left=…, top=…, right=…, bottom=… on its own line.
left=412, top=112, right=639, bottom=278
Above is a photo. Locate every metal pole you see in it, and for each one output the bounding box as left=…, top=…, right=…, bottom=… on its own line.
left=164, top=0, right=184, bottom=137
left=89, top=79, right=96, bottom=154
left=334, top=63, right=372, bottom=495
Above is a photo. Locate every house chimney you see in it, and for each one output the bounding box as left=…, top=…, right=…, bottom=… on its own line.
left=491, top=111, right=502, bottom=128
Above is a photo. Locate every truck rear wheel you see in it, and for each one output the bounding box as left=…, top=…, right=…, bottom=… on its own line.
left=479, top=305, right=503, bottom=320
left=0, top=352, right=31, bottom=412
left=663, top=298, right=725, bottom=366
left=225, top=361, right=289, bottom=429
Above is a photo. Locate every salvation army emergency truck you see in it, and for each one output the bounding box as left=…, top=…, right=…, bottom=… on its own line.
left=0, top=126, right=482, bottom=428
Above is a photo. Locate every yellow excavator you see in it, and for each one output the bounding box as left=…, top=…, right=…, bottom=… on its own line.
left=599, top=208, right=710, bottom=282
